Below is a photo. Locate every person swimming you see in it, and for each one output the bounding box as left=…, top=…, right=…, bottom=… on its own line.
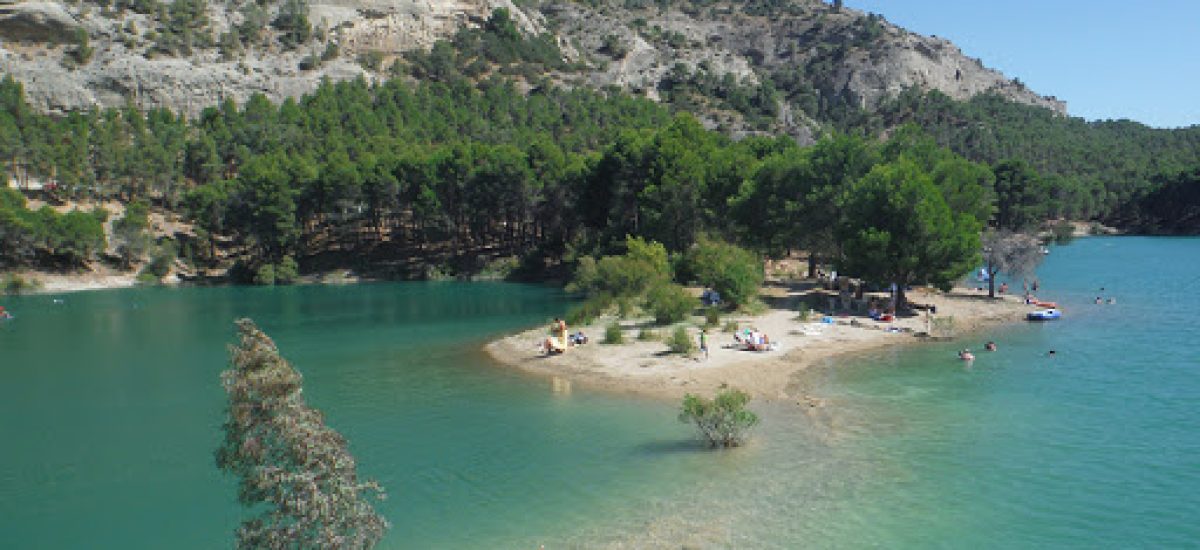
left=959, top=349, right=975, bottom=361
left=984, top=341, right=997, bottom=351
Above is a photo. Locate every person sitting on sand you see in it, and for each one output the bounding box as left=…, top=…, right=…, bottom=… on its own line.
left=985, top=341, right=997, bottom=352
left=543, top=317, right=569, bottom=354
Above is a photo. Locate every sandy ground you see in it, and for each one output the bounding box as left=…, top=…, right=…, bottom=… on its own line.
left=30, top=270, right=141, bottom=293
left=485, top=284, right=1033, bottom=405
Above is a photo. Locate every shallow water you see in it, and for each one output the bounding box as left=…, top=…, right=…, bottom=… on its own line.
left=2, top=237, right=1198, bottom=548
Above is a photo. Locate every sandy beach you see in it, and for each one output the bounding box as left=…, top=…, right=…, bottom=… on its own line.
left=485, top=283, right=1033, bottom=404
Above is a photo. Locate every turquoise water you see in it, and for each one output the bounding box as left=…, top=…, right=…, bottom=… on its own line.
left=1, top=237, right=1198, bottom=548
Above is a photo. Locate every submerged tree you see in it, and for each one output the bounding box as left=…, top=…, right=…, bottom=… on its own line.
left=679, top=387, right=758, bottom=448
left=216, top=319, right=388, bottom=549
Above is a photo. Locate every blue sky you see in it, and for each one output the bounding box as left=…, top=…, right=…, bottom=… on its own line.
left=847, top=0, right=1200, bottom=128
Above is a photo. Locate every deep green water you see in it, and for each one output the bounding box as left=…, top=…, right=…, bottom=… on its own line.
left=1, top=237, right=1198, bottom=548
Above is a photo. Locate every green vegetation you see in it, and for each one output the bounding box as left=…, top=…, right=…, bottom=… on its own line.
left=65, top=28, right=95, bottom=67
left=0, top=189, right=106, bottom=269
left=872, top=90, right=1200, bottom=220
left=837, top=158, right=982, bottom=305
left=679, top=237, right=763, bottom=308
left=139, top=239, right=177, bottom=281
left=667, top=325, right=695, bottom=354
left=1110, top=166, right=1200, bottom=234
left=404, top=8, right=570, bottom=83
left=604, top=322, right=624, bottom=344
left=646, top=283, right=694, bottom=325
left=658, top=63, right=780, bottom=130
left=704, top=306, right=721, bottom=327
left=679, top=388, right=758, bottom=448
left=113, top=200, right=151, bottom=268
left=217, top=319, right=388, bottom=549
left=2, top=273, right=40, bottom=294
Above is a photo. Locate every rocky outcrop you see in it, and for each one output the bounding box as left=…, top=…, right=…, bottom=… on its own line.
left=0, top=0, right=1066, bottom=126
left=0, top=1, right=80, bottom=43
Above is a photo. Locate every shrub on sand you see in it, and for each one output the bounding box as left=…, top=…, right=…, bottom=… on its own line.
left=604, top=322, right=624, bottom=344
left=668, top=325, right=694, bottom=354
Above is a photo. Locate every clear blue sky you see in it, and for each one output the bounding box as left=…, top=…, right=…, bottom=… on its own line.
left=847, top=0, right=1200, bottom=128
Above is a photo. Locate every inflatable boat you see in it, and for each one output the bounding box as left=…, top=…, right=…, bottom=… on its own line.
left=1027, top=308, right=1062, bottom=321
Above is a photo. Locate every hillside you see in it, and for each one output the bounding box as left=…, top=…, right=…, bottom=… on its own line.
left=2, top=0, right=1199, bottom=290
left=0, top=0, right=1064, bottom=140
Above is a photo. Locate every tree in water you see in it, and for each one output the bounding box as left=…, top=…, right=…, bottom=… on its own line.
left=679, top=387, right=758, bottom=448
left=216, top=319, right=388, bottom=549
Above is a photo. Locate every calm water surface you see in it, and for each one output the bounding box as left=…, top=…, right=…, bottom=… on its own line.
left=2, top=237, right=1198, bottom=548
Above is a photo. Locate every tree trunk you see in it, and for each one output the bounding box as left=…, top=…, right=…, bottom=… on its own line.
left=987, top=261, right=996, bottom=299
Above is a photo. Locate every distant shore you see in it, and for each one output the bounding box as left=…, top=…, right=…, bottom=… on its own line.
left=485, top=284, right=1032, bottom=406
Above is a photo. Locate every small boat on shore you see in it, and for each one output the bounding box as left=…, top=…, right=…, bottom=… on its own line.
left=1027, top=308, right=1062, bottom=321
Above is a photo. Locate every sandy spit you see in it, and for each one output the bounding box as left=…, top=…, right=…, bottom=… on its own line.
left=484, top=285, right=1033, bottom=405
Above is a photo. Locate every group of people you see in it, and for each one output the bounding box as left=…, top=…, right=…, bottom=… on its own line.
left=959, top=341, right=998, bottom=361
left=734, top=328, right=773, bottom=352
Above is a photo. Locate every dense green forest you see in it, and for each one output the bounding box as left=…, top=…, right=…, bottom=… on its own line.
left=0, top=65, right=1040, bottom=301
left=2, top=8, right=1199, bottom=282
left=1108, top=167, right=1200, bottom=234
left=867, top=89, right=1200, bottom=220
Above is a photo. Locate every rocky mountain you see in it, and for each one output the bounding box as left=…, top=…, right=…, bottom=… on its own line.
left=0, top=0, right=1066, bottom=139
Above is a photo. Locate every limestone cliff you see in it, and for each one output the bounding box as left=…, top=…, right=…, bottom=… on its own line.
left=0, top=0, right=1066, bottom=132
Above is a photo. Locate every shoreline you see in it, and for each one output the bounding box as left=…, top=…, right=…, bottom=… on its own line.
left=484, top=285, right=1033, bottom=405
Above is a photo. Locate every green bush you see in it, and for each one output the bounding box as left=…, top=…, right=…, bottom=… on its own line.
left=1050, top=221, right=1075, bottom=244
left=604, top=322, right=624, bottom=344
left=646, top=283, right=694, bottom=325
left=616, top=296, right=637, bottom=318
left=722, top=319, right=739, bottom=333
left=568, top=236, right=671, bottom=299
left=3, top=273, right=40, bottom=295
left=668, top=325, right=694, bottom=354
left=140, top=240, right=177, bottom=279
left=678, top=388, right=759, bottom=447
left=253, top=263, right=276, bottom=286
left=704, top=306, right=721, bottom=327
left=275, top=256, right=300, bottom=284
left=566, top=295, right=611, bottom=326
left=680, top=238, right=763, bottom=308
left=637, top=329, right=658, bottom=341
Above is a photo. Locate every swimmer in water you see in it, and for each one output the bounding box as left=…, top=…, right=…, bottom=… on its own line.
left=985, top=341, right=997, bottom=352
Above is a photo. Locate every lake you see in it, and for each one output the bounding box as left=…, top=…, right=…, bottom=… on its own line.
left=1, top=237, right=1197, bottom=548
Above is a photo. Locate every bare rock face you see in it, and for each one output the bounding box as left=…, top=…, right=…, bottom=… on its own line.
left=0, top=1, right=80, bottom=43
left=0, top=0, right=1066, bottom=128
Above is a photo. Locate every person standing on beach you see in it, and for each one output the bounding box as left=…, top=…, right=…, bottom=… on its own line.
left=699, top=329, right=709, bottom=360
